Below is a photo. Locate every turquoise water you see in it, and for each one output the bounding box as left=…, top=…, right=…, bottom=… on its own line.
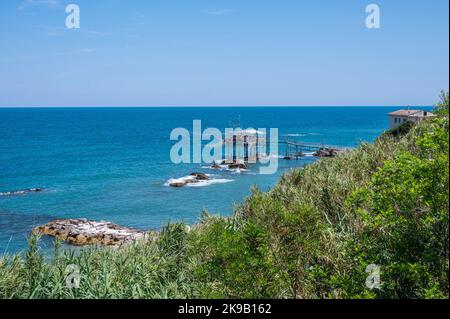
left=0, top=107, right=420, bottom=253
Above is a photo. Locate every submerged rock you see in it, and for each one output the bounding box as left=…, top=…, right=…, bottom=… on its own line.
left=32, top=219, right=148, bottom=247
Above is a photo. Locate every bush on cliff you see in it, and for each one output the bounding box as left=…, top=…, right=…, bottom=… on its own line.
left=190, top=92, right=449, bottom=299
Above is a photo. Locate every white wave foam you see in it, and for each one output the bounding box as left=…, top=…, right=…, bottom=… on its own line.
left=283, top=133, right=307, bottom=137
left=164, top=176, right=194, bottom=186
left=165, top=175, right=234, bottom=187
left=259, top=154, right=283, bottom=160
left=303, top=152, right=316, bottom=157
left=202, top=163, right=249, bottom=174
left=283, top=133, right=323, bottom=137
left=186, top=178, right=234, bottom=187
left=0, top=188, right=43, bottom=196
left=201, top=165, right=229, bottom=170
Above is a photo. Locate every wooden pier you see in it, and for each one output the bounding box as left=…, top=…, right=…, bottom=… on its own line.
left=273, top=138, right=347, bottom=159
left=225, top=130, right=347, bottom=162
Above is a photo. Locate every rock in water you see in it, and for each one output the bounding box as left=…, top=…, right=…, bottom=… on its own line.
left=313, top=148, right=339, bottom=157
left=32, top=219, right=148, bottom=246
left=228, top=162, right=247, bottom=170
left=190, top=173, right=209, bottom=180
left=169, top=173, right=210, bottom=187
left=169, top=181, right=187, bottom=188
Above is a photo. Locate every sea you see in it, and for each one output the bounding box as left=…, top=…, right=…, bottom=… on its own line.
left=0, top=107, right=430, bottom=254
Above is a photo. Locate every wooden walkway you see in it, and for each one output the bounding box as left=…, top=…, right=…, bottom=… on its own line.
left=266, top=138, right=348, bottom=159
left=225, top=131, right=349, bottom=161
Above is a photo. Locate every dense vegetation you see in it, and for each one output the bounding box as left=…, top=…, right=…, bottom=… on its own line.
left=0, top=92, right=448, bottom=299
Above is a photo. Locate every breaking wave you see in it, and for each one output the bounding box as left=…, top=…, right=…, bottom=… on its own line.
left=165, top=175, right=234, bottom=187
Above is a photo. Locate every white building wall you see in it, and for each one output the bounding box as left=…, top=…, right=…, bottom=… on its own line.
left=389, top=115, right=421, bottom=129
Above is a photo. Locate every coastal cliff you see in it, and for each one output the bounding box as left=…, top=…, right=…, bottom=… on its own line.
left=0, top=92, right=448, bottom=299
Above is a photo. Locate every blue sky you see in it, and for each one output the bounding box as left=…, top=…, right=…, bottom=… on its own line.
left=0, top=0, right=448, bottom=106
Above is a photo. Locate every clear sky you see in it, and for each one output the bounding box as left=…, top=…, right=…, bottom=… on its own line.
left=0, top=0, right=448, bottom=107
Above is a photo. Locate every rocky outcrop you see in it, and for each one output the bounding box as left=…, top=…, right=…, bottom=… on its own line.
left=213, top=160, right=247, bottom=170
left=169, top=173, right=210, bottom=187
left=169, top=181, right=189, bottom=188
left=32, top=219, right=148, bottom=246
left=0, top=188, right=43, bottom=197
left=190, top=173, right=209, bottom=180
left=228, top=162, right=247, bottom=170
left=313, top=148, right=339, bottom=157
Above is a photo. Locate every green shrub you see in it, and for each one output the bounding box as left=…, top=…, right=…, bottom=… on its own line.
left=345, top=116, right=449, bottom=298
left=384, top=120, right=415, bottom=138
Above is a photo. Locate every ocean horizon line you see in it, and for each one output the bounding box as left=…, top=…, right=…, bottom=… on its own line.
left=0, top=105, right=434, bottom=109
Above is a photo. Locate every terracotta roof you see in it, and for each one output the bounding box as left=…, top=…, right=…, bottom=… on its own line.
left=389, top=110, right=436, bottom=118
